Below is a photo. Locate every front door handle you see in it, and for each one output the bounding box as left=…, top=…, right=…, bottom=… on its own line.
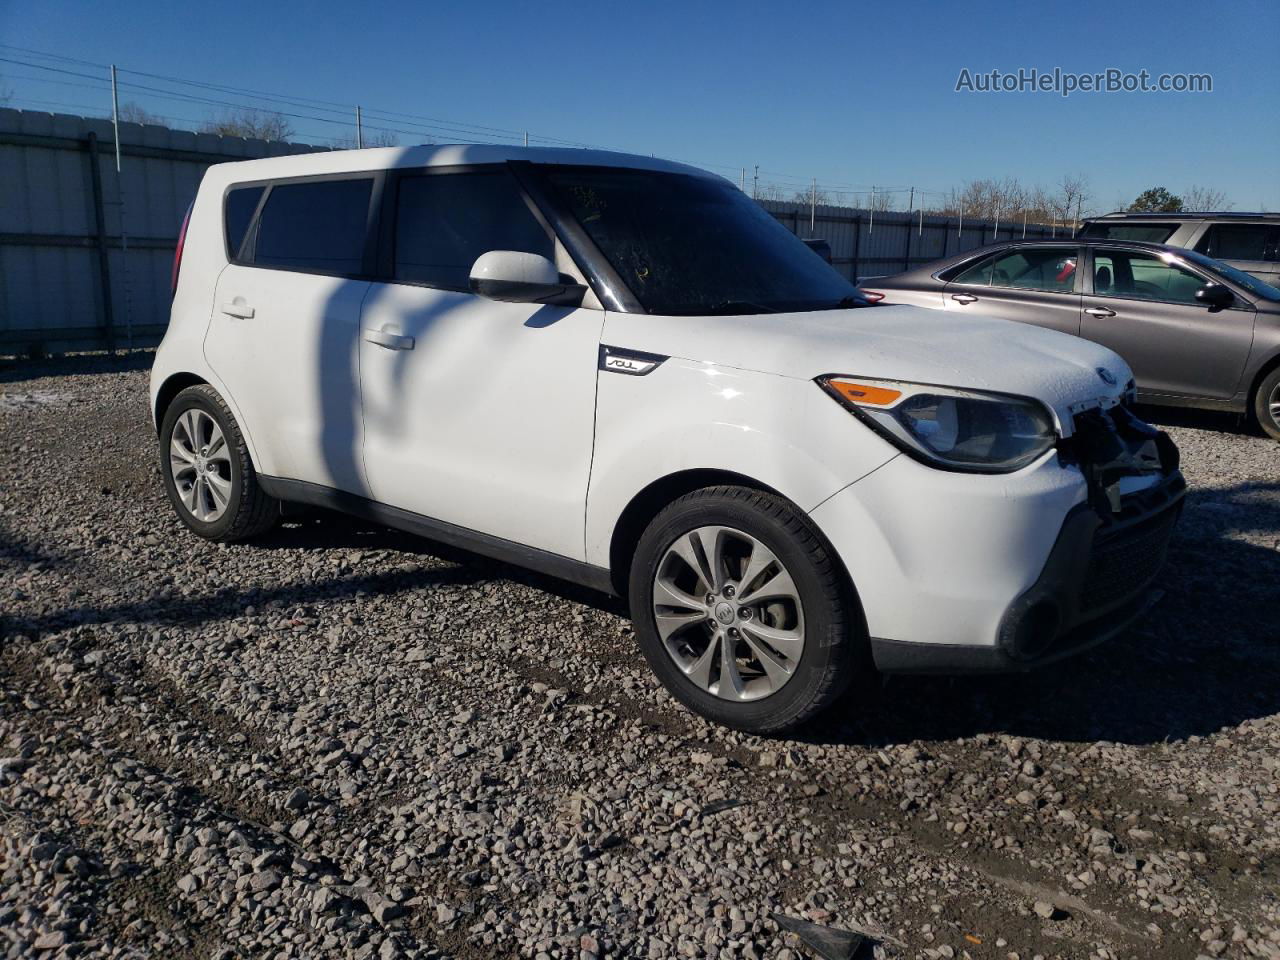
left=363, top=327, right=415, bottom=351
left=221, top=299, right=255, bottom=319
left=1085, top=306, right=1116, bottom=318
left=951, top=294, right=979, bottom=304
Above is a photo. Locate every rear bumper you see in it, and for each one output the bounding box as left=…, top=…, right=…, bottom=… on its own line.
left=870, top=469, right=1184, bottom=674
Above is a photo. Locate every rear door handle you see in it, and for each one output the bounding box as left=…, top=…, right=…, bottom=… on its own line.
left=1085, top=306, right=1116, bottom=318
left=951, top=294, right=979, bottom=304
left=221, top=300, right=255, bottom=319
left=363, top=327, right=415, bottom=351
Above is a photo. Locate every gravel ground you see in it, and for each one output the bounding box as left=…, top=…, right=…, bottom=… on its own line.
left=1, top=354, right=1277, bottom=960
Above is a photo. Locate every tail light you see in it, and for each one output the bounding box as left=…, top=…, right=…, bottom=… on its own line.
left=171, top=201, right=193, bottom=296
left=860, top=290, right=886, bottom=303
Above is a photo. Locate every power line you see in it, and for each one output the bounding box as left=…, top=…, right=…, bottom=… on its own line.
left=1, top=44, right=925, bottom=199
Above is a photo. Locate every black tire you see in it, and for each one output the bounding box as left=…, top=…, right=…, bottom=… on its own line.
left=159, top=384, right=279, bottom=542
left=1253, top=366, right=1280, bottom=441
left=628, top=485, right=866, bottom=733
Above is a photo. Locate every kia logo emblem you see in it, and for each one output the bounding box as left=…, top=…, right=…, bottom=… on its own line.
left=1097, top=367, right=1117, bottom=386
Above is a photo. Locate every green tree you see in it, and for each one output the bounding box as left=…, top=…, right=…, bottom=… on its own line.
left=1129, top=187, right=1183, bottom=212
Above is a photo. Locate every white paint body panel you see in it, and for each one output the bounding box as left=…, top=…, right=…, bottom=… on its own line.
left=597, top=304, right=1132, bottom=434
left=358, top=283, right=603, bottom=560
left=810, top=451, right=1087, bottom=647
left=205, top=265, right=370, bottom=492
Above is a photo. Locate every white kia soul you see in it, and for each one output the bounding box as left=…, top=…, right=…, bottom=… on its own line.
left=152, top=146, right=1184, bottom=732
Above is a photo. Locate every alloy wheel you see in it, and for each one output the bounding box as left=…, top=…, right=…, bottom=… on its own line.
left=169, top=409, right=233, bottom=522
left=652, top=525, right=806, bottom=701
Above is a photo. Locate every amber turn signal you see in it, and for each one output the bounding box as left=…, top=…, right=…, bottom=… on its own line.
left=824, top=378, right=903, bottom=407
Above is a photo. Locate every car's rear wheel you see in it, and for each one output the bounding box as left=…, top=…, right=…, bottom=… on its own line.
left=1254, top=366, right=1280, bottom=441
left=160, top=385, right=278, bottom=541
left=628, top=485, right=865, bottom=733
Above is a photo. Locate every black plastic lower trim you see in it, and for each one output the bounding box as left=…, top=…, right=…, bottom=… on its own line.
left=871, top=588, right=1163, bottom=674
left=257, top=476, right=616, bottom=596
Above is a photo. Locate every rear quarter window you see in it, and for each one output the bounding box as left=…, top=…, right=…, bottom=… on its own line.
left=224, top=186, right=264, bottom=260
left=1194, top=224, right=1279, bottom=262
left=1080, top=223, right=1179, bottom=243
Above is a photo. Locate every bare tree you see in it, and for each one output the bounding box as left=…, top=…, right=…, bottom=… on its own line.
left=1181, top=185, right=1232, bottom=212
left=1055, top=173, right=1094, bottom=226
left=115, top=101, right=162, bottom=125
left=332, top=129, right=401, bottom=149
left=755, top=182, right=787, bottom=202
left=202, top=108, right=295, bottom=142
left=790, top=185, right=831, bottom=206
left=936, top=177, right=1028, bottom=220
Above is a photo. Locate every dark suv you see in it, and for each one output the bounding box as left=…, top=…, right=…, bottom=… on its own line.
left=1080, top=212, right=1280, bottom=286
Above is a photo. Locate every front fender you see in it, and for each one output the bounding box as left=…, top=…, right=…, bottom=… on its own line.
left=584, top=357, right=896, bottom=568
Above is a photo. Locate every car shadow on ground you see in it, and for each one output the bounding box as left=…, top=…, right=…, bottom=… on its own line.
left=200, top=483, right=1280, bottom=749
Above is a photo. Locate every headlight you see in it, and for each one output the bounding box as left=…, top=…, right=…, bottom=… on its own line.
left=818, top=375, right=1058, bottom=473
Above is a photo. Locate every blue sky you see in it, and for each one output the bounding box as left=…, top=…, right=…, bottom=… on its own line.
left=3, top=0, right=1277, bottom=210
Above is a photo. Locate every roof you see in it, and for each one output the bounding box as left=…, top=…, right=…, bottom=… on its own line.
left=203, top=143, right=723, bottom=186
left=1088, top=211, right=1280, bottom=221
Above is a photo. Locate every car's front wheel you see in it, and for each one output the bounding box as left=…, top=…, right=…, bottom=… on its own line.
left=159, top=384, right=278, bottom=541
left=1254, top=366, right=1280, bottom=441
left=629, top=485, right=865, bottom=733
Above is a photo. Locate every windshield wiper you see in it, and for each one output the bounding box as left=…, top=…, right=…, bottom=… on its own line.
left=703, top=299, right=779, bottom=315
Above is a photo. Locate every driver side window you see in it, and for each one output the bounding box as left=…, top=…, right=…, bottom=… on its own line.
left=1092, top=252, right=1204, bottom=305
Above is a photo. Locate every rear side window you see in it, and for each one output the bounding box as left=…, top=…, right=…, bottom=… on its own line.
left=224, top=186, right=264, bottom=260
left=1195, top=224, right=1279, bottom=262
left=950, top=247, right=1078, bottom=293
left=1079, top=223, right=1178, bottom=243
left=253, top=178, right=373, bottom=275
left=394, top=171, right=552, bottom=290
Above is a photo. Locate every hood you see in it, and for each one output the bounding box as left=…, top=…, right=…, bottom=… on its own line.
left=605, top=304, right=1132, bottom=433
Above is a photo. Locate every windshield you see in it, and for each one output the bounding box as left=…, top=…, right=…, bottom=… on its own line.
left=1181, top=248, right=1280, bottom=301
left=540, top=167, right=863, bottom=315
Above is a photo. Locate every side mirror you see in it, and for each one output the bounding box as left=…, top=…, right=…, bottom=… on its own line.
left=1195, top=282, right=1234, bottom=309
left=469, top=251, right=586, bottom=306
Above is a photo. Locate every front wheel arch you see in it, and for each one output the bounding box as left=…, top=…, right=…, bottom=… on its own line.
left=608, top=469, right=784, bottom=599
left=1251, top=357, right=1280, bottom=440
left=608, top=470, right=868, bottom=634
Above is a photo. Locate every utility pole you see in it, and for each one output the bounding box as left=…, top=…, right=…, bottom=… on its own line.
left=810, top=177, right=816, bottom=234
left=109, top=64, right=133, bottom=351
left=740, top=167, right=745, bottom=192
left=907, top=186, right=914, bottom=211
left=1022, top=210, right=1028, bottom=238
left=1074, top=194, right=1083, bottom=235
left=355, top=105, right=363, bottom=149
left=752, top=165, right=759, bottom=200
left=524, top=131, right=529, bottom=147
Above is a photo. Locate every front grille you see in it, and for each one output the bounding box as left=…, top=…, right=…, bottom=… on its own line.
left=1080, top=502, right=1180, bottom=613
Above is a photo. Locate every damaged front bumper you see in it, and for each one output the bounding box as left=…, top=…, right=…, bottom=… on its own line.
left=869, top=405, right=1185, bottom=674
